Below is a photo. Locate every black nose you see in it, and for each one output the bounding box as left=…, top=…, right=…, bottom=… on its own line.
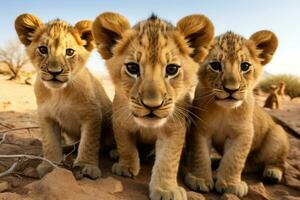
left=48, top=69, right=63, bottom=76
left=141, top=100, right=164, bottom=110
left=223, top=85, right=239, bottom=94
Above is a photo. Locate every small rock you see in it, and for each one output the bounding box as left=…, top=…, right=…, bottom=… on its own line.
left=284, top=163, right=300, bottom=190
left=11, top=181, right=21, bottom=188
left=102, top=177, right=124, bottom=194
left=219, top=193, right=240, bottom=200
left=0, top=192, right=26, bottom=200
left=0, top=182, right=9, bottom=193
left=29, top=139, right=42, bottom=146
left=248, top=182, right=270, bottom=200
left=187, top=191, right=206, bottom=200
left=25, top=168, right=119, bottom=199
left=23, top=167, right=39, bottom=179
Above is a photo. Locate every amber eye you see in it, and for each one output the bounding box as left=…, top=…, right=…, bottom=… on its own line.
left=38, top=46, right=48, bottom=55
left=125, top=62, right=140, bottom=77
left=66, top=48, right=75, bottom=56
left=241, top=62, right=251, bottom=72
left=209, top=62, right=222, bottom=72
left=166, top=64, right=180, bottom=77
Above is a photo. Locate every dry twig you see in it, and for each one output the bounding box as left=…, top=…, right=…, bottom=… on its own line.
left=0, top=122, right=13, bottom=129
left=0, top=126, right=40, bottom=134
left=0, top=133, right=7, bottom=144
left=0, top=162, right=18, bottom=178
left=0, top=154, right=58, bottom=168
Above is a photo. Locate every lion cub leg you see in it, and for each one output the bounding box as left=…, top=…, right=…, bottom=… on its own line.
left=215, top=128, right=253, bottom=198
left=112, top=127, right=140, bottom=177
left=149, top=129, right=187, bottom=200
left=37, top=117, right=63, bottom=178
left=184, top=129, right=214, bottom=192
left=257, top=124, right=289, bottom=183
left=74, top=122, right=101, bottom=179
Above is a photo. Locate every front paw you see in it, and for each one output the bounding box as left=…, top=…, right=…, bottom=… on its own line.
left=112, top=162, right=140, bottom=177
left=215, top=179, right=248, bottom=197
left=150, top=186, right=187, bottom=200
left=109, top=149, right=119, bottom=161
left=263, top=167, right=283, bottom=183
left=184, top=173, right=214, bottom=192
left=37, top=161, right=54, bottom=178
left=73, top=161, right=101, bottom=179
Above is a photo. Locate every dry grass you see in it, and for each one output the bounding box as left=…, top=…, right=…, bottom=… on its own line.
left=259, top=74, right=300, bottom=99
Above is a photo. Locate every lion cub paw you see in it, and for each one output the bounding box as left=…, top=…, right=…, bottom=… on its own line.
left=215, top=179, right=248, bottom=197
left=112, top=162, right=140, bottom=177
left=263, top=167, right=283, bottom=183
left=109, top=149, right=119, bottom=161
left=73, top=162, right=101, bottom=179
left=37, top=162, right=54, bottom=178
left=150, top=186, right=187, bottom=200
left=184, top=173, right=214, bottom=192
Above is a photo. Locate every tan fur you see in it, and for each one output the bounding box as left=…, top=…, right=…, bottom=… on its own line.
left=264, top=85, right=280, bottom=109
left=15, top=13, right=113, bottom=179
left=185, top=31, right=289, bottom=197
left=92, top=12, right=214, bottom=200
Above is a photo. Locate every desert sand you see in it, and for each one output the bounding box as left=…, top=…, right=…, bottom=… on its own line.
left=0, top=75, right=299, bottom=200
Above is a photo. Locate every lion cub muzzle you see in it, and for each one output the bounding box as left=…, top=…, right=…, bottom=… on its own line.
left=215, top=75, right=244, bottom=108
left=42, top=59, right=69, bottom=89
left=131, top=81, right=173, bottom=128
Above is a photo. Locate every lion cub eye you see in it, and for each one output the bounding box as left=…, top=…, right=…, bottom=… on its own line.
left=209, top=62, right=222, bottom=72
left=240, top=62, right=251, bottom=73
left=66, top=48, right=75, bottom=56
left=38, top=46, right=48, bottom=55
left=125, top=62, right=140, bottom=77
left=166, top=64, right=180, bottom=77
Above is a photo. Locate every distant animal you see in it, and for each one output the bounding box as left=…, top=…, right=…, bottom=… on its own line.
left=264, top=85, right=280, bottom=109
left=278, top=81, right=286, bottom=98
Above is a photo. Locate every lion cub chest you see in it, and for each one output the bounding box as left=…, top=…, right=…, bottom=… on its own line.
left=204, top=109, right=248, bottom=152
left=37, top=92, right=82, bottom=136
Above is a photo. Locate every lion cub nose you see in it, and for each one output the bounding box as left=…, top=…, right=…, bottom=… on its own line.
left=47, top=68, right=63, bottom=76
left=141, top=98, right=164, bottom=110
left=223, top=85, right=239, bottom=95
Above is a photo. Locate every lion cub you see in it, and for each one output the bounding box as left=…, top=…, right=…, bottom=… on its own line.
left=264, top=85, right=280, bottom=109
left=92, top=12, right=214, bottom=200
left=15, top=14, right=112, bottom=179
left=185, top=31, right=289, bottom=197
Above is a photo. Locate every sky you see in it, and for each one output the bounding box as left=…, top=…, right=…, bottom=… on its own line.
left=0, top=0, right=299, bottom=76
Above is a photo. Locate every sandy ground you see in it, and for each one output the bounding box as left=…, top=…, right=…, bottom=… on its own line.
left=0, top=75, right=299, bottom=200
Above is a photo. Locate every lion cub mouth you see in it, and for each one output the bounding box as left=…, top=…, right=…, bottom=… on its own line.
left=43, top=78, right=68, bottom=89
left=134, top=112, right=168, bottom=128
left=144, top=112, right=158, bottom=118
left=215, top=96, right=243, bottom=108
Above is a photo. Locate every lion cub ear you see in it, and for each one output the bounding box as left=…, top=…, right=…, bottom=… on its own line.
left=176, top=14, right=214, bottom=63
left=92, top=12, right=130, bottom=59
left=250, top=30, right=278, bottom=65
left=75, top=20, right=95, bottom=51
left=15, top=13, right=43, bottom=46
